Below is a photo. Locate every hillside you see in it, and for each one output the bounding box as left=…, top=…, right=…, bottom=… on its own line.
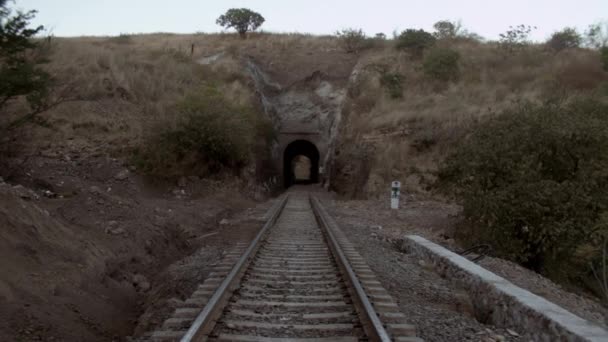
left=6, top=33, right=606, bottom=196
left=1, top=31, right=608, bottom=340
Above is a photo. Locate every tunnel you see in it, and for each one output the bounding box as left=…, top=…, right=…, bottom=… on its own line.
left=283, top=140, right=320, bottom=188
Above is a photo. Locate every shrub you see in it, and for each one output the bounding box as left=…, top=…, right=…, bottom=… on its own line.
left=380, top=72, right=404, bottom=98
left=396, top=29, right=436, bottom=58
left=602, top=47, right=608, bottom=71
left=433, top=20, right=458, bottom=39
left=216, top=8, right=265, bottom=38
left=423, top=48, right=460, bottom=81
left=134, top=87, right=272, bottom=179
left=547, top=27, right=582, bottom=51
left=499, top=25, right=535, bottom=54
left=375, top=33, right=387, bottom=40
left=554, top=58, right=607, bottom=91
left=336, top=28, right=370, bottom=54
left=108, top=33, right=134, bottom=45
left=437, top=99, right=608, bottom=278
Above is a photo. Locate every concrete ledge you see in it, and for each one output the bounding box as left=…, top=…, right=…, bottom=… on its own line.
left=402, top=235, right=608, bottom=342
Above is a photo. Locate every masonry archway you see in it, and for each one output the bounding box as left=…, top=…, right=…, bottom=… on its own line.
left=283, top=140, right=320, bottom=188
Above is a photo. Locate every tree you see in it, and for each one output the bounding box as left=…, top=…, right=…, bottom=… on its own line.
left=547, top=27, right=581, bottom=51
left=336, top=28, right=369, bottom=54
left=433, top=20, right=459, bottom=39
left=585, top=22, right=608, bottom=49
left=499, top=25, right=536, bottom=54
left=396, top=29, right=436, bottom=58
left=0, top=0, right=50, bottom=115
left=216, top=8, right=265, bottom=38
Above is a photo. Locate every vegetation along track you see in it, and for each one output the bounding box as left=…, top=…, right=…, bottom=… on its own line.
left=143, top=191, right=421, bottom=342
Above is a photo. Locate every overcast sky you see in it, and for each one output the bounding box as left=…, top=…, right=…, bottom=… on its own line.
left=15, top=0, right=608, bottom=41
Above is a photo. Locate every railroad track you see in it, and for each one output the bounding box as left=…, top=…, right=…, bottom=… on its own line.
left=143, top=191, right=421, bottom=342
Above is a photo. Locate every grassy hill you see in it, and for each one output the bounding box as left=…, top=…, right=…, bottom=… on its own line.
left=2, top=30, right=608, bottom=305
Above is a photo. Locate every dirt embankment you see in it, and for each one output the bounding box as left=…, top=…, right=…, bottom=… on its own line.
left=0, top=148, right=259, bottom=342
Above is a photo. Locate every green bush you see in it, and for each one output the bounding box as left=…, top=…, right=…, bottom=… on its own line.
left=135, top=87, right=272, bottom=179
left=437, top=99, right=608, bottom=277
left=423, top=48, right=460, bottom=81
left=396, top=29, right=436, bottom=58
left=336, top=28, right=370, bottom=54
left=601, top=47, right=608, bottom=71
left=547, top=28, right=581, bottom=51
left=380, top=72, right=404, bottom=98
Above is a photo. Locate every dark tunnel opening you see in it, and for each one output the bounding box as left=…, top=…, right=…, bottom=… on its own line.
left=283, top=140, right=320, bottom=188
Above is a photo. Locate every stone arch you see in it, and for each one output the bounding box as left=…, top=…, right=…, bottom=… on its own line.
left=283, top=140, right=320, bottom=188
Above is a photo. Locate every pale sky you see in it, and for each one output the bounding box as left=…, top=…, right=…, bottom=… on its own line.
left=15, top=0, right=608, bottom=41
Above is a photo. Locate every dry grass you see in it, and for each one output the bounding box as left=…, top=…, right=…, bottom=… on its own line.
left=336, top=39, right=608, bottom=196
left=8, top=32, right=606, bottom=196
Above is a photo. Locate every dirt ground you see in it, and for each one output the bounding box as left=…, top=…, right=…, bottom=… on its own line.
left=323, top=192, right=608, bottom=341
left=0, top=147, right=267, bottom=342
left=3, top=153, right=607, bottom=342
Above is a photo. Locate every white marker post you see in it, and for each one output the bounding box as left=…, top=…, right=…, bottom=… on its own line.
left=391, top=181, right=401, bottom=210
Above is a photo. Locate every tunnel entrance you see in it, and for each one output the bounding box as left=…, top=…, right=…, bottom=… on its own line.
left=283, top=140, right=320, bottom=188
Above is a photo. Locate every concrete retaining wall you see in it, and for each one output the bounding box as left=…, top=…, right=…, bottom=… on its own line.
left=401, top=235, right=608, bottom=342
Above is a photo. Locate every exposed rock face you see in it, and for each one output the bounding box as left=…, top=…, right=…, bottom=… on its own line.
left=246, top=59, right=349, bottom=187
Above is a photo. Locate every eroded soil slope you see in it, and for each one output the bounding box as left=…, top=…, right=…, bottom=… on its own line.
left=0, top=150, right=257, bottom=342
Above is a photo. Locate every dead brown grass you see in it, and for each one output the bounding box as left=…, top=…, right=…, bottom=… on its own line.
left=8, top=32, right=606, bottom=197
left=335, top=39, right=608, bottom=196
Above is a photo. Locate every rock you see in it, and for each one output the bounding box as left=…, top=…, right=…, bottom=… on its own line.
left=132, top=274, right=150, bottom=292
left=13, top=185, right=39, bottom=200
left=138, top=280, right=151, bottom=292
left=43, top=190, right=57, bottom=198
left=506, top=329, right=519, bottom=337
left=106, top=227, right=126, bottom=236
left=40, top=150, right=58, bottom=158
left=370, top=225, right=383, bottom=230
left=166, top=298, right=184, bottom=308
left=105, top=222, right=126, bottom=235
left=114, top=169, right=130, bottom=181
left=220, top=219, right=230, bottom=225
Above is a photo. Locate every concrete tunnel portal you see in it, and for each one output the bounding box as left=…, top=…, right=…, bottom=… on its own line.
left=283, top=140, right=320, bottom=188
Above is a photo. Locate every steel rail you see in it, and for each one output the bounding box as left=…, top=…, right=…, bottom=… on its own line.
left=180, top=194, right=289, bottom=342
left=311, top=196, right=392, bottom=342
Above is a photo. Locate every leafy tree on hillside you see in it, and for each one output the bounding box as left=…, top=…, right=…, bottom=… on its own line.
left=547, top=27, right=581, bottom=51
left=499, top=25, right=536, bottom=54
left=433, top=20, right=459, bottom=39
left=216, top=8, right=265, bottom=38
left=396, top=29, right=436, bottom=58
left=585, top=22, right=608, bottom=49
left=0, top=0, right=50, bottom=117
